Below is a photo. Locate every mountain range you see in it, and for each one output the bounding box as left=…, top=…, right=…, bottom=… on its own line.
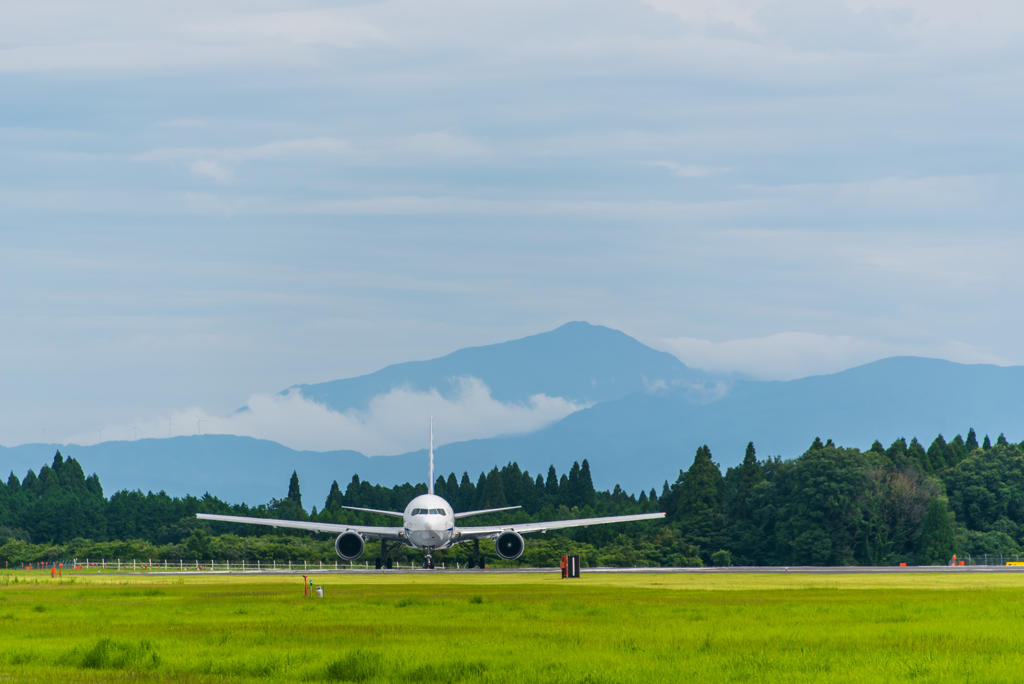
left=3, top=322, right=1023, bottom=508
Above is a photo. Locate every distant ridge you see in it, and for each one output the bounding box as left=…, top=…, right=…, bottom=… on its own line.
left=428, top=356, right=1024, bottom=492
left=283, top=321, right=705, bottom=411
left=6, top=324, right=1024, bottom=508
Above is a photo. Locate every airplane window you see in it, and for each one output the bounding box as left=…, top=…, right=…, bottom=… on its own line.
left=411, top=509, right=421, bottom=515
left=428, top=509, right=438, bottom=514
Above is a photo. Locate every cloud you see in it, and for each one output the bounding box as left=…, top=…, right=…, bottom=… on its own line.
left=65, top=377, right=587, bottom=454
left=643, top=161, right=730, bottom=177
left=189, top=159, right=233, bottom=182
left=188, top=9, right=387, bottom=48
left=659, top=332, right=1016, bottom=381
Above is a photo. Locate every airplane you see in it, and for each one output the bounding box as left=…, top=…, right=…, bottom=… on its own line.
left=197, top=420, right=665, bottom=569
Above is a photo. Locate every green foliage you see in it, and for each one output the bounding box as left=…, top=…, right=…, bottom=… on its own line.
left=711, top=549, right=731, bottom=567
left=4, top=428, right=1024, bottom=568
left=916, top=497, right=955, bottom=565
left=671, top=445, right=725, bottom=556
left=944, top=444, right=1024, bottom=531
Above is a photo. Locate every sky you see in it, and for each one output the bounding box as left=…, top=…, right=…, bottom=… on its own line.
left=2, top=0, right=1024, bottom=451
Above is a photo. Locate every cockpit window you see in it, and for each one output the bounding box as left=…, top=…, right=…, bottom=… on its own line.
left=428, top=508, right=438, bottom=514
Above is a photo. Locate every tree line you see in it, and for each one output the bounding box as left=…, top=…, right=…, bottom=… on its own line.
left=1, top=427, right=1022, bottom=567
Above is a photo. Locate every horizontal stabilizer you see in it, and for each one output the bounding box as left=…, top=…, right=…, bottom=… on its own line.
left=341, top=505, right=405, bottom=518
left=454, top=505, right=522, bottom=519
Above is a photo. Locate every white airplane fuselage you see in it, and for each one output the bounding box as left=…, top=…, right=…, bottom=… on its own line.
left=403, top=493, right=456, bottom=550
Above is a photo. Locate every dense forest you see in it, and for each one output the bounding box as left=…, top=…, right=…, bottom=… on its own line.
left=2, top=427, right=1023, bottom=567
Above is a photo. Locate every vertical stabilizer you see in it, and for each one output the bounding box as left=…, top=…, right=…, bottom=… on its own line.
left=428, top=416, right=434, bottom=495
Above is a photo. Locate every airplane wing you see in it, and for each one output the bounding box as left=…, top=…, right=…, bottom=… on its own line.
left=455, top=511, right=665, bottom=540
left=196, top=513, right=404, bottom=541
left=341, top=506, right=404, bottom=518
left=453, top=505, right=521, bottom=519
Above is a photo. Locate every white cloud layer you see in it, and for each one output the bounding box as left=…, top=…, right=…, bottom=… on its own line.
left=62, top=377, right=587, bottom=454
left=660, top=333, right=1015, bottom=381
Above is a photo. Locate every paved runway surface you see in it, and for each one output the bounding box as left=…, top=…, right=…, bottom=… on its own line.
left=99, top=564, right=1024, bottom=577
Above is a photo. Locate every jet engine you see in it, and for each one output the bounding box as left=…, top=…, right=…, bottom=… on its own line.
left=494, top=531, right=525, bottom=560
left=335, top=531, right=365, bottom=560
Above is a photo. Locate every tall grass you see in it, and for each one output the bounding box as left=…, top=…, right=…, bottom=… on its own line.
left=1, top=571, right=1023, bottom=682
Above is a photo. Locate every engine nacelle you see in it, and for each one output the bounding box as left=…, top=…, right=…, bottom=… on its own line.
left=494, top=530, right=525, bottom=560
left=335, top=531, right=365, bottom=560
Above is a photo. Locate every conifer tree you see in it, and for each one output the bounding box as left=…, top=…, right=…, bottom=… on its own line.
left=927, top=435, right=949, bottom=470
left=545, top=466, right=559, bottom=501
left=732, top=442, right=763, bottom=516
left=579, top=459, right=596, bottom=508
left=482, top=467, right=507, bottom=508
left=287, top=471, right=302, bottom=506
left=886, top=437, right=910, bottom=469
left=458, top=472, right=475, bottom=511
left=966, top=428, right=979, bottom=450
left=325, top=481, right=343, bottom=511
left=474, top=472, right=487, bottom=507
left=983, top=434, right=992, bottom=450
left=567, top=461, right=581, bottom=507
left=950, top=434, right=966, bottom=465
left=908, top=437, right=932, bottom=474
left=674, top=445, right=725, bottom=552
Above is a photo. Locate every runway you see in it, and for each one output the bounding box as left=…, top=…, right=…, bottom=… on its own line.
left=98, top=564, right=1024, bottom=577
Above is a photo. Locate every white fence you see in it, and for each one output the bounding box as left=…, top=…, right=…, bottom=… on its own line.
left=39, top=559, right=448, bottom=572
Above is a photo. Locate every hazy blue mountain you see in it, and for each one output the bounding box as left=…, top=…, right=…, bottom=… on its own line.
left=283, top=321, right=706, bottom=411
left=6, top=326, right=1024, bottom=511
left=428, top=357, right=1024, bottom=493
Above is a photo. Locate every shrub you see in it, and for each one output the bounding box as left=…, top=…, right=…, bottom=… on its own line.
left=711, top=549, right=732, bottom=567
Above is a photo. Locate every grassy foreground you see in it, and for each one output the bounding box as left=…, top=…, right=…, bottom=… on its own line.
left=1, top=570, right=1023, bottom=683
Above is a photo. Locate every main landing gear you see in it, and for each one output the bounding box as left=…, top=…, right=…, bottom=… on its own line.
left=375, top=541, right=395, bottom=570
left=464, top=539, right=484, bottom=569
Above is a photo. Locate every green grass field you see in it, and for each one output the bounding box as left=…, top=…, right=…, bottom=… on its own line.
left=2, top=570, right=1023, bottom=683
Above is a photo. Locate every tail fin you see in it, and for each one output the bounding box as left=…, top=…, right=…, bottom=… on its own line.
left=428, top=416, right=434, bottom=495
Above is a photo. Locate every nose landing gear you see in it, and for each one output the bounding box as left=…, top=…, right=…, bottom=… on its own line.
left=422, top=553, right=435, bottom=570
